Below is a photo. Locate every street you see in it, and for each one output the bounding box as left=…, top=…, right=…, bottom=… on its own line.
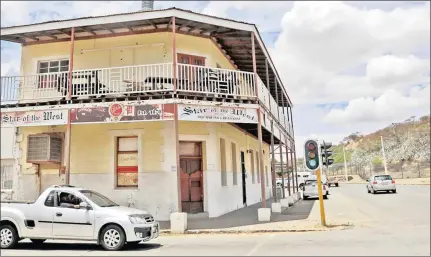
left=2, top=184, right=430, bottom=256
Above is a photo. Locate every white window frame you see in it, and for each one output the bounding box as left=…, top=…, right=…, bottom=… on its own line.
left=37, top=59, right=70, bottom=74
left=1, top=162, right=14, bottom=190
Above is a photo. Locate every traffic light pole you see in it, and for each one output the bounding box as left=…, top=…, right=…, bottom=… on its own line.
left=316, top=167, right=327, bottom=227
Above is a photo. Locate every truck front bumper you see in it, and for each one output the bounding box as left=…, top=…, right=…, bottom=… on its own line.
left=125, top=222, right=160, bottom=242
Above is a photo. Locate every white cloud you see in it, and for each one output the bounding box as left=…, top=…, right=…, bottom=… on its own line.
left=271, top=1, right=430, bottom=104
left=324, top=84, right=431, bottom=124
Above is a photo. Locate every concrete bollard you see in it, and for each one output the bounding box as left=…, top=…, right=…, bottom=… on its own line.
left=297, top=191, right=302, bottom=200
left=287, top=196, right=295, bottom=206
left=258, top=208, right=271, bottom=222
left=170, top=212, right=187, bottom=234
left=271, top=202, right=282, bottom=213
left=280, top=199, right=290, bottom=208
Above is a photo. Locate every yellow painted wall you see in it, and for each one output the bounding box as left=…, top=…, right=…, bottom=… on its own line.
left=216, top=123, right=270, bottom=178
left=19, top=122, right=164, bottom=176
left=20, top=32, right=234, bottom=75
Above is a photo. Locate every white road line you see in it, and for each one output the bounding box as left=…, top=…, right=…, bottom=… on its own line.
left=244, top=234, right=275, bottom=256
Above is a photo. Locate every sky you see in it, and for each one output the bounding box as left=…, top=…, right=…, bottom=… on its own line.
left=1, top=1, right=430, bottom=157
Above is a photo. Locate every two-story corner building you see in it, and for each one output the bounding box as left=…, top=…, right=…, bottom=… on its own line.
left=0, top=7, right=298, bottom=220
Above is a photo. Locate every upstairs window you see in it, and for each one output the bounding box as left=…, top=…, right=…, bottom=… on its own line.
left=37, top=59, right=69, bottom=88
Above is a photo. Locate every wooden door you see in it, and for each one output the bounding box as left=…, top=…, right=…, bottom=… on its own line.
left=177, top=54, right=205, bottom=88
left=179, top=142, right=203, bottom=213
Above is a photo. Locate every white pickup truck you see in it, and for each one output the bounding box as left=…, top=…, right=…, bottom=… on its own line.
left=1, top=185, right=159, bottom=251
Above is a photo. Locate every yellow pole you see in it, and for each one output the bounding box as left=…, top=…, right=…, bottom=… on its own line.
left=315, top=167, right=326, bottom=227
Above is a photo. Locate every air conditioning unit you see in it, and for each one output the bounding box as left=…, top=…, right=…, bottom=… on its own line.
left=26, top=134, right=63, bottom=164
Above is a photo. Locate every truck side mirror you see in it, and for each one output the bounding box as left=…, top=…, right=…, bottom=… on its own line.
left=79, top=202, right=91, bottom=210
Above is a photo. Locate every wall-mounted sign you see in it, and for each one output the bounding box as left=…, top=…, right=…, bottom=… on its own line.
left=70, top=103, right=174, bottom=124
left=1, top=110, right=68, bottom=127
left=178, top=105, right=258, bottom=124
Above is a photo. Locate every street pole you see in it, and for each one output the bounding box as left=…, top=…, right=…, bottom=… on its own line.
left=380, top=136, right=388, bottom=175
left=316, top=167, right=326, bottom=227
left=342, top=144, right=348, bottom=181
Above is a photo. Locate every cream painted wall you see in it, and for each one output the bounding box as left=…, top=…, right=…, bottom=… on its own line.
left=15, top=120, right=272, bottom=220
left=21, top=32, right=234, bottom=76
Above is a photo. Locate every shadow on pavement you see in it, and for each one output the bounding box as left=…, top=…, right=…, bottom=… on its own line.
left=159, top=198, right=316, bottom=230
left=13, top=242, right=162, bottom=251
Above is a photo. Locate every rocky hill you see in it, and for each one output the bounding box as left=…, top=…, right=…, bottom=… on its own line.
left=330, top=114, right=430, bottom=179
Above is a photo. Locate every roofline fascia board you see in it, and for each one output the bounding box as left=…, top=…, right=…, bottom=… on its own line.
left=0, top=9, right=254, bottom=36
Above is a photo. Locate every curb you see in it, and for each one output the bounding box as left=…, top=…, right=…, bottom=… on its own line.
left=160, top=224, right=354, bottom=235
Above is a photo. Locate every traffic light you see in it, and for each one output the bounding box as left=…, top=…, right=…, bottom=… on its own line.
left=304, top=139, right=320, bottom=171
left=321, top=141, right=334, bottom=167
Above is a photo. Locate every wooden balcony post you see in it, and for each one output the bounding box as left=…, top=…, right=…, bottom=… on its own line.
left=279, top=137, right=286, bottom=199
left=172, top=16, right=182, bottom=213
left=64, top=27, right=75, bottom=185
left=288, top=105, right=298, bottom=191
left=284, top=141, right=291, bottom=196
left=252, top=31, right=266, bottom=208
left=274, top=79, right=280, bottom=121
left=172, top=16, right=177, bottom=93
left=270, top=119, right=277, bottom=202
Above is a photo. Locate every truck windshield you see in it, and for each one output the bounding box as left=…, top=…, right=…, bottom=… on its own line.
left=80, top=190, right=119, bottom=207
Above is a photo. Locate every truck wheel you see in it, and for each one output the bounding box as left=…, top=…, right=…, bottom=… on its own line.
left=336, top=183, right=339, bottom=187
left=323, top=195, right=328, bottom=200
left=1, top=224, right=18, bottom=249
left=100, top=225, right=126, bottom=251
left=30, top=239, right=46, bottom=245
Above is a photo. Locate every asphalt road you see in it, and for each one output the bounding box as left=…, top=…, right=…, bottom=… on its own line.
left=2, top=184, right=430, bottom=256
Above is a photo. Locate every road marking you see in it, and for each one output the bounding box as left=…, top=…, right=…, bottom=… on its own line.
left=245, top=233, right=275, bottom=256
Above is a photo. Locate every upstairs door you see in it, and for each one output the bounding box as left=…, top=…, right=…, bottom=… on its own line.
left=177, top=54, right=206, bottom=89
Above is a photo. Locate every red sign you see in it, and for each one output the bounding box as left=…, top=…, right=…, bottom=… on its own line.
left=71, top=103, right=174, bottom=124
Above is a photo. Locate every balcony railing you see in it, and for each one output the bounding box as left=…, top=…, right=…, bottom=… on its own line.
left=1, top=63, right=292, bottom=135
left=1, top=63, right=256, bottom=104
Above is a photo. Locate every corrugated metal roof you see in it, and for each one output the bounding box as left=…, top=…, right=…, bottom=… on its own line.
left=0, top=7, right=254, bottom=29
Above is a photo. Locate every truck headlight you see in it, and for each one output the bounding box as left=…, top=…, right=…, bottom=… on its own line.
left=129, top=214, right=147, bottom=224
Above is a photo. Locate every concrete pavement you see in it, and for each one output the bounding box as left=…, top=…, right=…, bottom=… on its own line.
left=2, top=184, right=430, bottom=256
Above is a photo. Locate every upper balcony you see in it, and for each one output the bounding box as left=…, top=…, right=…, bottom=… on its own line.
left=0, top=7, right=294, bottom=139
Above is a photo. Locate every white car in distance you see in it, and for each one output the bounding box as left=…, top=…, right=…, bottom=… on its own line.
left=1, top=185, right=159, bottom=251
left=366, top=175, right=397, bottom=194
left=302, top=179, right=329, bottom=200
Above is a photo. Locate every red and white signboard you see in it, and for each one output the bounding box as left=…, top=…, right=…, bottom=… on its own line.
left=1, top=110, right=68, bottom=127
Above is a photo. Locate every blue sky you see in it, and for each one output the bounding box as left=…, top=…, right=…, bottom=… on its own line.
left=1, top=1, right=430, bottom=156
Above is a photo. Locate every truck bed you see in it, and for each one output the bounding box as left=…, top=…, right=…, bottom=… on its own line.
left=1, top=201, right=35, bottom=204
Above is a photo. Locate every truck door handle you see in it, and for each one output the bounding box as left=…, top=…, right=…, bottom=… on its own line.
left=56, top=212, right=62, bottom=217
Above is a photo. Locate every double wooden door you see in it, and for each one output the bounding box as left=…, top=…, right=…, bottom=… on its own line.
left=179, top=142, right=204, bottom=213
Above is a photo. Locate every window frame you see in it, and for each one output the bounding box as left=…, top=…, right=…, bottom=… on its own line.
left=231, top=142, right=238, bottom=186
left=37, top=59, right=70, bottom=89
left=0, top=164, right=13, bottom=190
left=220, top=138, right=227, bottom=186
left=250, top=151, right=255, bottom=184
left=116, top=136, right=139, bottom=188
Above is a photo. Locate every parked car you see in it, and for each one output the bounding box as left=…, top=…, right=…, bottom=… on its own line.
left=302, top=179, right=328, bottom=200
left=366, top=175, right=397, bottom=194
left=1, top=185, right=159, bottom=251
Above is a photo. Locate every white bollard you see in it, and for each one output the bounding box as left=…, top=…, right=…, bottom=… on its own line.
left=170, top=212, right=187, bottom=234
left=280, top=199, right=290, bottom=208
left=271, top=202, right=282, bottom=213
left=258, top=208, right=271, bottom=222
left=287, top=196, right=295, bottom=206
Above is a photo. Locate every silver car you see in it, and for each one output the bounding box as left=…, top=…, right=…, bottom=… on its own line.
left=366, top=175, right=397, bottom=194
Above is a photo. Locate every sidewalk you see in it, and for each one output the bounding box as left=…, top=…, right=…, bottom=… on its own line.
left=159, top=195, right=353, bottom=234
